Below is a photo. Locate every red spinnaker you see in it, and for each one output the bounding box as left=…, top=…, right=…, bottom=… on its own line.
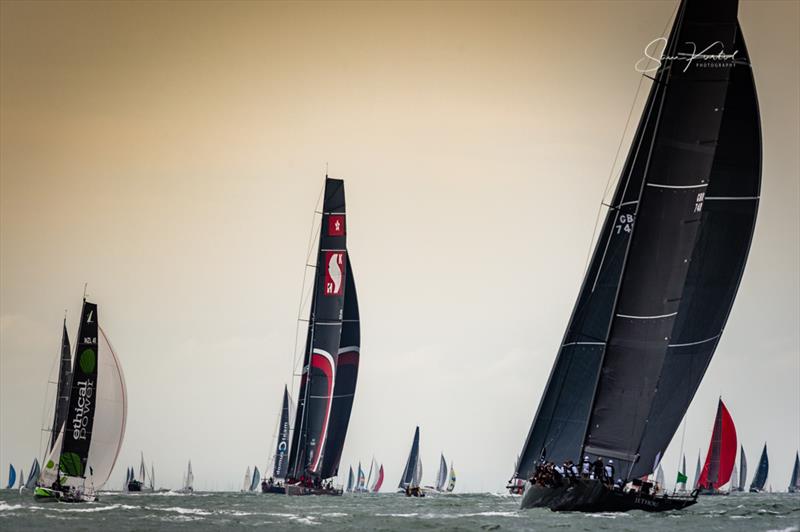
left=373, top=465, right=384, bottom=492
left=698, top=398, right=737, bottom=490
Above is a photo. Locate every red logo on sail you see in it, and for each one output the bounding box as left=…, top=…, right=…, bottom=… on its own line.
left=324, top=251, right=346, bottom=296
left=328, top=215, right=345, bottom=237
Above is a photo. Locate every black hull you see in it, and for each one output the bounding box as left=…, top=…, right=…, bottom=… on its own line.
left=520, top=479, right=697, bottom=513
left=127, top=481, right=142, bottom=492
left=261, top=485, right=286, bottom=494
left=285, top=484, right=342, bottom=497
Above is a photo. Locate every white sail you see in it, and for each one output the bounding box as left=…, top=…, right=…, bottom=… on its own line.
left=150, top=464, right=155, bottom=490
left=185, top=461, right=194, bottom=490
left=656, top=464, right=665, bottom=490
left=412, top=455, right=423, bottom=488
left=436, top=454, right=448, bottom=491
left=242, top=467, right=250, bottom=491
left=730, top=461, right=739, bottom=490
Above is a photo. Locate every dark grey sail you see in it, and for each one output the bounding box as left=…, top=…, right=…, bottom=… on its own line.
left=749, top=443, right=768, bottom=492
left=399, top=427, right=420, bottom=490
left=273, top=386, right=291, bottom=479
left=287, top=177, right=350, bottom=481
left=514, top=0, right=760, bottom=486
left=50, top=320, right=73, bottom=451
left=789, top=452, right=799, bottom=493
left=319, top=254, right=360, bottom=479
left=59, top=301, right=99, bottom=480
left=738, top=445, right=747, bottom=491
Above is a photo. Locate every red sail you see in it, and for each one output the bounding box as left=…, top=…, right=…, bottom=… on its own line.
left=373, top=465, right=384, bottom=492
left=698, top=399, right=737, bottom=490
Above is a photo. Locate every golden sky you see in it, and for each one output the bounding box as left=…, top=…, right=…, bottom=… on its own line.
left=1, top=1, right=798, bottom=491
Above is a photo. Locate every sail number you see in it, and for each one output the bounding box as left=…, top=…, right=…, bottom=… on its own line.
left=615, top=214, right=634, bottom=234
left=693, top=192, right=705, bottom=214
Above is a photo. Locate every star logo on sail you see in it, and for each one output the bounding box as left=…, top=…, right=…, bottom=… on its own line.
left=328, top=215, right=345, bottom=237
left=324, top=251, right=346, bottom=296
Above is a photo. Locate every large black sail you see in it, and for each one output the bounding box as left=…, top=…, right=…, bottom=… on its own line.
left=287, top=178, right=349, bottom=479
left=399, top=426, right=420, bottom=489
left=789, top=452, right=799, bottom=492
left=515, top=0, right=760, bottom=482
left=749, top=444, right=769, bottom=491
left=59, top=301, right=99, bottom=479
left=50, top=320, right=73, bottom=451
left=273, top=386, right=291, bottom=479
left=319, top=254, right=360, bottom=479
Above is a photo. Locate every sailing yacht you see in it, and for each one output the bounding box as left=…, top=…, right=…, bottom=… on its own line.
left=749, top=444, right=769, bottom=492
left=35, top=299, right=128, bottom=503
left=262, top=386, right=291, bottom=494
left=398, top=427, right=424, bottom=497
left=177, top=461, right=194, bottom=494
left=284, top=176, right=361, bottom=497
left=512, top=0, right=761, bottom=513
left=697, top=399, right=738, bottom=495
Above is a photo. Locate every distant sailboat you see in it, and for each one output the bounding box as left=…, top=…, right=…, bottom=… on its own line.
left=676, top=454, right=688, bottom=493
left=128, top=453, right=148, bottom=492
left=512, top=0, right=761, bottom=513
left=446, top=463, right=456, bottom=493
left=399, top=427, right=423, bottom=497
left=35, top=299, right=128, bottom=503
left=749, top=444, right=769, bottom=493
left=698, top=399, right=737, bottom=495
left=356, top=462, right=366, bottom=492
left=241, top=466, right=251, bottom=493
left=262, top=386, right=292, bottom=494
left=249, top=466, right=261, bottom=492
left=730, top=460, right=739, bottom=491
left=345, top=466, right=355, bottom=493
left=788, top=452, right=799, bottom=493
left=693, top=452, right=702, bottom=490
left=285, top=177, right=360, bottom=497
left=738, top=445, right=748, bottom=492
left=426, top=453, right=448, bottom=492
left=23, top=459, right=40, bottom=490
left=177, top=461, right=194, bottom=494
left=17, top=469, right=24, bottom=490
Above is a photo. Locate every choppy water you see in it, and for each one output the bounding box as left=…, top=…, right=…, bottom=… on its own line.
left=1, top=490, right=798, bottom=531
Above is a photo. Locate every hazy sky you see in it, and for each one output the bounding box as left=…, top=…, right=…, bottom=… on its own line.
left=1, top=1, right=798, bottom=492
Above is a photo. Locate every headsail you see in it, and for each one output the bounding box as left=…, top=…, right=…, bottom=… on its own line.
left=446, top=462, right=456, bottom=492
left=356, top=462, right=366, bottom=492
left=250, top=466, right=261, bottom=492
left=739, top=445, right=748, bottom=492
left=398, top=427, right=420, bottom=490
left=698, top=399, right=737, bottom=490
left=693, top=452, right=702, bottom=490
left=346, top=466, right=354, bottom=493
left=24, top=459, right=40, bottom=490
left=514, top=0, right=761, bottom=482
left=749, top=443, right=769, bottom=492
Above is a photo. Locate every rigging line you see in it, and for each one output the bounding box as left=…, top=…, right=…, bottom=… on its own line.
left=291, top=181, right=325, bottom=393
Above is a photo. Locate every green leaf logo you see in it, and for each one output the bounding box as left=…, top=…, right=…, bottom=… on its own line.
left=46, top=460, right=55, bottom=469
left=60, top=452, right=84, bottom=477
left=79, top=349, right=96, bottom=374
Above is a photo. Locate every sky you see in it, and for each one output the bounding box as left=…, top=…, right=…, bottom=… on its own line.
left=1, top=0, right=798, bottom=493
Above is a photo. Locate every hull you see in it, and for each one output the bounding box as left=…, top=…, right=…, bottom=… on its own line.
left=285, top=483, right=342, bottom=497
left=127, top=480, right=143, bottom=492
left=520, top=479, right=697, bottom=513
left=698, top=488, right=729, bottom=496
left=33, top=486, right=97, bottom=503
left=261, top=484, right=286, bottom=495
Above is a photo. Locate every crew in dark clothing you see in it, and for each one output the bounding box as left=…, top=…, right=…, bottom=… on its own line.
left=592, top=458, right=605, bottom=481
left=604, top=460, right=615, bottom=482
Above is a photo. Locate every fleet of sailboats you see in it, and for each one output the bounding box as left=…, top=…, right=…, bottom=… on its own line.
left=4, top=0, right=795, bottom=513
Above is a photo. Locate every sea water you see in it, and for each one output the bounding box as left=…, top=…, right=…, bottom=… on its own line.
left=0, top=490, right=798, bottom=531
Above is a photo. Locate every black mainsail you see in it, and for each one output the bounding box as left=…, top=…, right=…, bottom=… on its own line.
left=514, top=0, right=760, bottom=492
left=59, top=301, right=99, bottom=480
left=738, top=444, right=747, bottom=491
left=287, top=177, right=358, bottom=484
left=789, top=452, right=800, bottom=493
left=49, top=320, right=73, bottom=452
left=749, top=443, right=769, bottom=492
